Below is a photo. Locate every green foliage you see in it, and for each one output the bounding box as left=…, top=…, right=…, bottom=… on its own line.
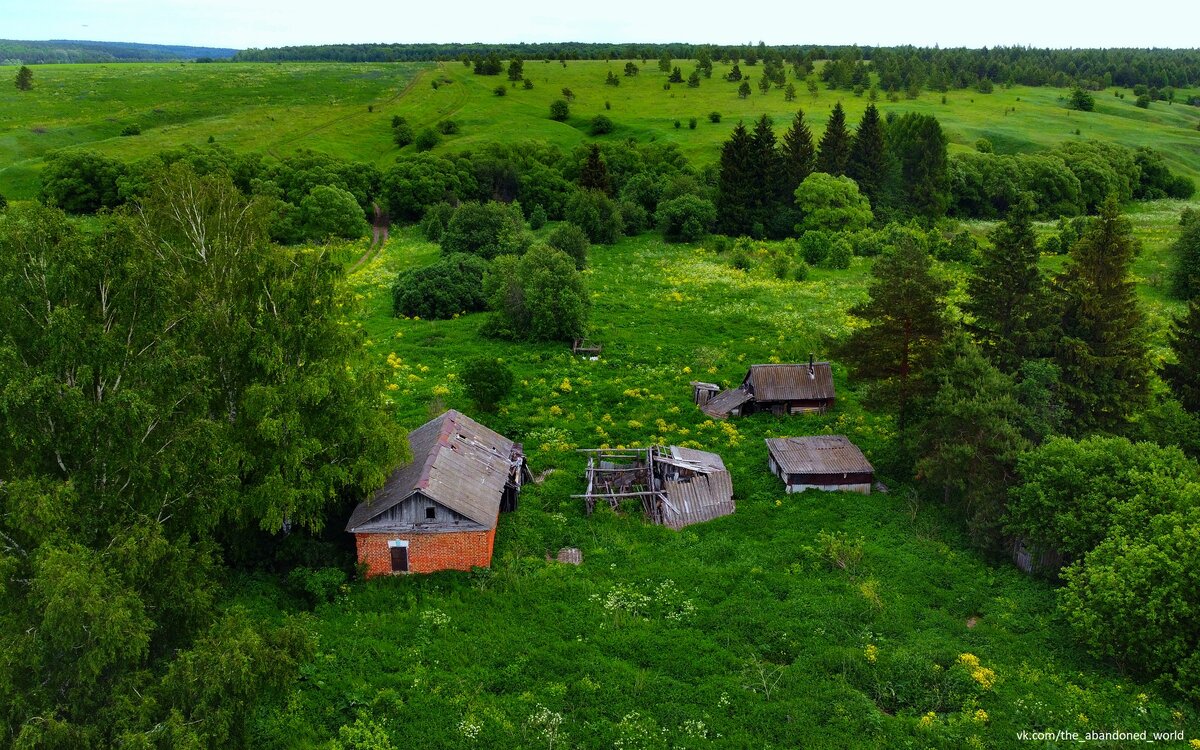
left=564, top=189, right=623, bottom=244
left=528, top=203, right=548, bottom=230
left=708, top=111, right=721, bottom=123
left=419, top=201, right=455, bottom=241
left=656, top=195, right=717, bottom=242
left=816, top=103, right=851, bottom=176
left=440, top=200, right=528, bottom=260
left=549, top=99, right=570, bottom=121
left=1067, top=87, right=1095, bottom=111
left=334, top=716, right=396, bottom=750
left=546, top=222, right=591, bottom=268
left=837, top=232, right=951, bottom=427
left=1054, top=197, right=1150, bottom=432
left=391, top=115, right=414, bottom=147
left=120, top=123, right=142, bottom=136
left=14, top=66, right=33, bottom=91
left=781, top=109, right=817, bottom=196
left=590, top=114, right=614, bottom=136
left=414, top=127, right=441, bottom=151
left=286, top=566, right=347, bottom=608
left=461, top=356, right=515, bottom=411
left=1164, top=300, right=1200, bottom=413
left=482, top=244, right=589, bottom=341
left=793, top=173, right=874, bottom=233
left=847, top=104, right=892, bottom=212
left=1170, top=216, right=1200, bottom=299
left=380, top=155, right=476, bottom=220
left=887, top=112, right=950, bottom=219
left=299, top=184, right=368, bottom=240
left=436, top=120, right=460, bottom=135
left=392, top=253, right=490, bottom=319
left=39, top=150, right=128, bottom=214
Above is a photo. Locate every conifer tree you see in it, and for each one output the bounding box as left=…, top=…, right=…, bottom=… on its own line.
left=1054, top=196, right=1150, bottom=432
left=1170, top=214, right=1200, bottom=299
left=579, top=145, right=611, bottom=195
left=716, top=122, right=755, bottom=236
left=965, top=199, right=1058, bottom=372
left=669, top=67, right=684, bottom=83
left=658, top=51, right=672, bottom=73
left=816, top=102, right=851, bottom=176
left=780, top=110, right=816, bottom=196
left=846, top=103, right=890, bottom=211
left=14, top=65, right=33, bottom=91
left=748, top=114, right=785, bottom=227
left=1163, top=299, right=1200, bottom=414
left=737, top=81, right=751, bottom=99
left=837, top=232, right=951, bottom=429
left=784, top=83, right=797, bottom=101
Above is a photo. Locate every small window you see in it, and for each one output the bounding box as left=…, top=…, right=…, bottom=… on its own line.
left=425, top=506, right=436, bottom=520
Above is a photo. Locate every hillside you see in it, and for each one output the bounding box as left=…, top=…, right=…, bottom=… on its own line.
left=0, top=39, right=238, bottom=64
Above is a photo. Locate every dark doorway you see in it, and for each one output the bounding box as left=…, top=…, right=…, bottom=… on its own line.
left=390, top=544, right=409, bottom=572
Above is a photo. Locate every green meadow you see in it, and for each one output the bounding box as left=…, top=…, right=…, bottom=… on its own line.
left=2, top=58, right=1199, bottom=201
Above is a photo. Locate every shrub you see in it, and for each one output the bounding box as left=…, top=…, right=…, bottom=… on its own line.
left=391, top=116, right=414, bottom=147
left=590, top=114, right=614, bottom=135
left=300, top=185, right=368, bottom=240
left=729, top=247, right=752, bottom=270
left=618, top=200, right=649, bottom=235
left=414, top=128, right=441, bottom=151
left=436, top=120, right=459, bottom=135
left=441, top=201, right=528, bottom=259
left=794, top=173, right=873, bottom=233
left=772, top=254, right=791, bottom=279
left=708, top=111, right=722, bottom=123
left=549, top=99, right=570, bottom=121
left=419, top=201, right=456, bottom=241
left=286, top=567, right=346, bottom=609
left=392, top=253, right=489, bottom=319
left=673, top=119, right=681, bottom=129
left=1136, top=94, right=1151, bottom=109
left=939, top=230, right=979, bottom=263
left=0, top=193, right=8, bottom=212
left=688, top=117, right=697, bottom=130
left=799, top=230, right=833, bottom=266
left=493, top=85, right=507, bottom=97
left=461, top=357, right=515, bottom=411
left=792, top=260, right=810, bottom=281
left=483, top=245, right=589, bottom=341
left=39, top=150, right=128, bottom=214
left=120, top=123, right=142, bottom=136
left=822, top=237, right=853, bottom=269
left=975, top=138, right=993, bottom=153
left=657, top=195, right=717, bottom=242
left=380, top=154, right=476, bottom=220
left=546, top=222, right=591, bottom=269
left=564, top=189, right=623, bottom=244
left=528, top=203, right=547, bottom=230
left=523, top=78, right=534, bottom=89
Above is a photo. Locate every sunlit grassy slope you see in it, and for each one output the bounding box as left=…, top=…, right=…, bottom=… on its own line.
left=2, top=59, right=1198, bottom=200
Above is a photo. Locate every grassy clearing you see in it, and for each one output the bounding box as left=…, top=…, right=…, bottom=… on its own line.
left=3, top=60, right=1199, bottom=201
left=245, top=206, right=1199, bottom=747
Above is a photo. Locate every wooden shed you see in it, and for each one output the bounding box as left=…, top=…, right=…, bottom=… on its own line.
left=346, top=410, right=529, bottom=576
left=577, top=445, right=735, bottom=529
left=764, top=435, right=874, bottom=494
left=699, top=359, right=835, bottom=418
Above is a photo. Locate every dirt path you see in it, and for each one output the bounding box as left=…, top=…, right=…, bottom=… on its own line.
left=349, top=202, right=390, bottom=273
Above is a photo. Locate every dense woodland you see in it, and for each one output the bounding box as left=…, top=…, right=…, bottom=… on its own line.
left=0, top=39, right=237, bottom=65
left=3, top=46, right=1200, bottom=749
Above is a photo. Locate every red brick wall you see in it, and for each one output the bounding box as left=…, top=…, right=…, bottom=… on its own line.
left=355, top=527, right=497, bottom=577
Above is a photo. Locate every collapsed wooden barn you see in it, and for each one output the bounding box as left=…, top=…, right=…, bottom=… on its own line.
left=346, top=410, right=530, bottom=576
left=577, top=445, right=735, bottom=529
left=764, top=435, right=874, bottom=494
left=698, top=359, right=835, bottom=418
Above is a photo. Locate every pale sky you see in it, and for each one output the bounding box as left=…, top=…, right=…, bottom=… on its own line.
left=4, top=0, right=1196, bottom=50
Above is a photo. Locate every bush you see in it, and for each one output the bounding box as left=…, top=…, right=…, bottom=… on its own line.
left=792, top=260, right=810, bottom=281
left=391, top=116, right=414, bottom=147
left=523, top=78, right=534, bottom=89
left=380, top=154, right=476, bottom=220
left=528, top=203, right=547, bottom=230
left=286, top=567, right=347, bottom=609
left=657, top=195, right=717, bottom=242
left=822, top=237, right=853, bottom=269
left=590, top=114, right=614, bottom=135
left=436, top=120, right=459, bottom=135
left=550, top=99, right=570, bottom=121
left=419, top=201, right=456, bottom=241
left=493, top=85, right=507, bottom=97
left=546, top=222, right=591, bottom=269
left=482, top=244, right=589, bottom=341
left=688, top=118, right=697, bottom=129
left=414, top=128, right=440, bottom=151
left=441, top=201, right=528, bottom=259
left=461, top=357, right=515, bottom=411
left=618, top=200, right=650, bottom=235
left=673, top=119, right=681, bottom=129
left=1136, top=94, right=1151, bottom=109
left=39, top=150, right=128, bottom=214
left=772, top=254, right=791, bottom=279
left=794, top=173, right=873, bottom=233
left=300, top=185, right=369, bottom=240
left=708, top=111, right=722, bottom=123
left=120, top=123, right=142, bottom=136
left=0, top=193, right=8, bottom=212
left=939, top=230, right=979, bottom=263
left=392, top=253, right=490, bottom=319
left=799, top=230, right=833, bottom=266
left=564, top=189, right=623, bottom=244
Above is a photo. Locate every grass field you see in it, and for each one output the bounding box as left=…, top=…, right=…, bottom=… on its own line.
left=2, top=59, right=1199, bottom=200
left=239, top=202, right=1199, bottom=748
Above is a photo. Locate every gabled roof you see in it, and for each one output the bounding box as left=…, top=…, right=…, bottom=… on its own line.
left=744, top=363, right=835, bottom=402
left=764, top=435, right=874, bottom=475
left=347, top=410, right=518, bottom=531
left=700, top=387, right=753, bottom=418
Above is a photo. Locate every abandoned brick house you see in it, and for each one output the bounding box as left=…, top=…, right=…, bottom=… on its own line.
left=347, top=409, right=529, bottom=576
left=764, top=434, right=874, bottom=494
left=695, top=359, right=835, bottom=419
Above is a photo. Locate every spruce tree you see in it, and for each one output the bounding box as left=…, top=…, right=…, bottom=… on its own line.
left=846, top=104, right=890, bottom=212
left=1163, top=299, right=1200, bottom=414
left=837, top=232, right=951, bottom=429
left=716, top=122, right=755, bottom=236
left=579, top=145, right=611, bottom=195
left=915, top=333, right=1030, bottom=549
left=780, top=110, right=816, bottom=196
left=816, top=102, right=851, bottom=176
left=1054, top=195, right=1150, bottom=432
left=658, top=52, right=672, bottom=73
left=14, top=65, right=32, bottom=91
left=749, top=114, right=785, bottom=225
left=964, top=200, right=1058, bottom=372
left=1170, top=214, right=1200, bottom=299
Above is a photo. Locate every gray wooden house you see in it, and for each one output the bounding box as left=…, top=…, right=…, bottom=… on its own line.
left=699, top=360, right=835, bottom=419
left=764, top=435, right=874, bottom=494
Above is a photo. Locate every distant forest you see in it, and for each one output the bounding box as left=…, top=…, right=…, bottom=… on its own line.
left=233, top=42, right=1200, bottom=89
left=0, top=39, right=238, bottom=64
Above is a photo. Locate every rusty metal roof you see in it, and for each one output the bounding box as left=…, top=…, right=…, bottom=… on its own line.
left=346, top=410, right=518, bottom=531
left=764, top=435, right=874, bottom=475
left=700, top=387, right=753, bottom=418
left=744, top=363, right=835, bottom=402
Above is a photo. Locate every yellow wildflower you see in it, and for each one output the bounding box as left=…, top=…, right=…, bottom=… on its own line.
left=549, top=405, right=563, bottom=416
left=559, top=378, right=572, bottom=392
left=682, top=366, right=692, bottom=374
left=864, top=644, right=878, bottom=664
left=918, top=712, right=937, bottom=729
left=432, top=385, right=451, bottom=397
left=973, top=709, right=988, bottom=724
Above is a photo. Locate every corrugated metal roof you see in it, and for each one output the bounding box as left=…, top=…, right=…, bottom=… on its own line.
left=700, top=387, right=753, bottom=418
left=745, top=363, right=835, bottom=402
left=660, top=446, right=735, bottom=529
left=346, top=410, right=517, bottom=531
left=764, top=435, right=874, bottom=475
